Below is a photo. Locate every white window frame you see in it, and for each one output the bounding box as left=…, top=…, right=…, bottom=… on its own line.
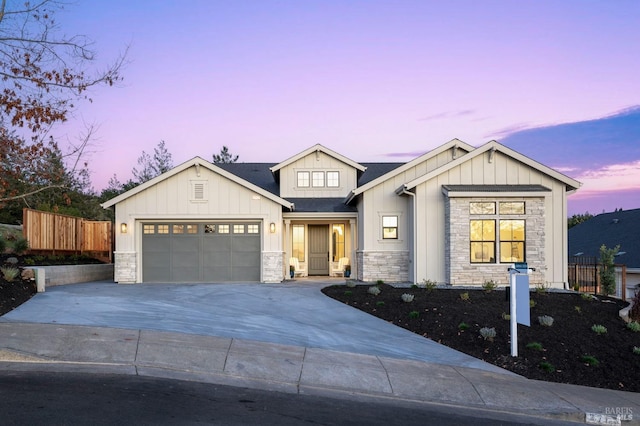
left=312, top=171, right=325, bottom=187
left=326, top=171, right=340, bottom=188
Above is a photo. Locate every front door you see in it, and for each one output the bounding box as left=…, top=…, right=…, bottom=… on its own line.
left=308, top=225, right=329, bottom=275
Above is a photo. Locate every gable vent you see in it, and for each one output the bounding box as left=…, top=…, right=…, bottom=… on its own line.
left=194, top=183, right=204, bottom=200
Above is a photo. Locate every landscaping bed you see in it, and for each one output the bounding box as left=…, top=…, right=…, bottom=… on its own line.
left=322, top=283, right=640, bottom=392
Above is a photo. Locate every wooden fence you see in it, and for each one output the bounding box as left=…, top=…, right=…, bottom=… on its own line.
left=22, top=208, right=112, bottom=262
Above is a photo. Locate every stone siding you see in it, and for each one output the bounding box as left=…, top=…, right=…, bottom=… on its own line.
left=447, top=197, right=546, bottom=286
left=114, top=251, right=137, bottom=283
left=262, top=251, right=283, bottom=283
left=356, top=250, right=409, bottom=283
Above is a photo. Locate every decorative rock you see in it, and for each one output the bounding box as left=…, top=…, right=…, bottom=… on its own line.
left=4, top=257, right=18, bottom=265
left=21, top=269, right=35, bottom=280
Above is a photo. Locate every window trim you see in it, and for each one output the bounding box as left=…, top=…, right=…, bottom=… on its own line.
left=311, top=171, right=325, bottom=187
left=326, top=171, right=340, bottom=188
left=297, top=171, right=310, bottom=188
left=382, top=215, right=398, bottom=240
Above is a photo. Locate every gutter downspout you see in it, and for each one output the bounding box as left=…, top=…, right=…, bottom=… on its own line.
left=400, top=186, right=417, bottom=285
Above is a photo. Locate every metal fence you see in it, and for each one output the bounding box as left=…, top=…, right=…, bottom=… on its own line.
left=22, top=208, right=112, bottom=262
left=568, top=256, right=628, bottom=300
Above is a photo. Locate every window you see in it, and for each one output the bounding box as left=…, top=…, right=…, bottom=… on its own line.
left=247, top=224, right=259, bottom=234
left=292, top=225, right=305, bottom=262
left=218, top=224, right=229, bottom=234
left=470, top=220, right=495, bottom=263
left=143, top=224, right=155, bottom=234
left=500, top=220, right=525, bottom=262
left=332, top=224, right=345, bottom=261
left=499, top=201, right=525, bottom=214
left=312, top=171, right=324, bottom=187
left=297, top=171, right=310, bottom=187
left=327, top=171, right=340, bottom=188
left=157, top=225, right=169, bottom=234
left=470, top=202, right=495, bottom=215
left=233, top=224, right=245, bottom=234
left=173, top=224, right=185, bottom=234
left=204, top=224, right=215, bottom=234
left=382, top=216, right=398, bottom=239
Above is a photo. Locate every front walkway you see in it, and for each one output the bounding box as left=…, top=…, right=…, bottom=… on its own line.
left=1, top=279, right=507, bottom=374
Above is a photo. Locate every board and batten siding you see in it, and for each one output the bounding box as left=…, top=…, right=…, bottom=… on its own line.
left=113, top=165, right=284, bottom=283
left=277, top=151, right=358, bottom=198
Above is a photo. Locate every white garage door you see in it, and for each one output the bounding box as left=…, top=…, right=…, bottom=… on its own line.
left=142, top=222, right=261, bottom=282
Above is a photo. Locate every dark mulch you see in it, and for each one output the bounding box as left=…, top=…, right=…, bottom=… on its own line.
left=322, top=283, right=640, bottom=393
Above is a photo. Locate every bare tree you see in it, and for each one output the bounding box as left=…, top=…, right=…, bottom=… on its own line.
left=132, top=140, right=173, bottom=184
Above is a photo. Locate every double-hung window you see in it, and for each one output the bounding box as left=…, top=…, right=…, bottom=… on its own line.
left=382, top=216, right=398, bottom=239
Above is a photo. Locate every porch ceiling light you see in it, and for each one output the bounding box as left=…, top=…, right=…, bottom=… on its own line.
left=269, top=222, right=276, bottom=233
left=121, top=223, right=128, bottom=234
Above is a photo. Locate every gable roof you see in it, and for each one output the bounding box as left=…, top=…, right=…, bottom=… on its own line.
left=269, top=144, right=367, bottom=174
left=101, top=157, right=293, bottom=209
left=345, top=138, right=475, bottom=203
left=568, top=208, right=640, bottom=268
left=401, top=140, right=581, bottom=192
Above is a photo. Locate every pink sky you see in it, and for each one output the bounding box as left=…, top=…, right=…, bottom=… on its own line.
left=51, top=1, right=640, bottom=216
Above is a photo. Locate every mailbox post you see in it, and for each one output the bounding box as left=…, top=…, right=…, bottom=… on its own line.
left=508, top=262, right=533, bottom=357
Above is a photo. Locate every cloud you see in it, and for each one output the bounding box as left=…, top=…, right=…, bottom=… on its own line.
left=418, top=109, right=475, bottom=122
left=383, top=151, right=428, bottom=158
left=573, top=160, right=640, bottom=194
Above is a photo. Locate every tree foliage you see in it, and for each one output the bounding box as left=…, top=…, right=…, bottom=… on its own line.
left=213, top=146, right=239, bottom=164
left=599, top=244, right=619, bottom=296
left=568, top=212, right=593, bottom=229
left=132, top=140, right=173, bottom=184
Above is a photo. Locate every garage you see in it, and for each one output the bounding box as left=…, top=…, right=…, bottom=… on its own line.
left=142, top=222, right=261, bottom=283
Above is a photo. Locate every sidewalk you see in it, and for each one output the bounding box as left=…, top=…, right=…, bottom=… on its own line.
left=1, top=322, right=639, bottom=424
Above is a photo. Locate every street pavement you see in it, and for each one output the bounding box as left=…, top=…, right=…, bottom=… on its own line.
left=1, top=279, right=639, bottom=424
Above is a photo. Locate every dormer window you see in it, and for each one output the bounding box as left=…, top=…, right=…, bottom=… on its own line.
left=312, top=171, right=325, bottom=187
left=327, top=171, right=339, bottom=187
left=297, top=171, right=310, bottom=187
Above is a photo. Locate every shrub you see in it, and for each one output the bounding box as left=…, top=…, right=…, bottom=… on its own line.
left=0, top=266, right=20, bottom=282
left=571, top=282, right=580, bottom=292
left=633, top=347, right=640, bottom=355
left=599, top=244, right=619, bottom=295
left=459, top=292, right=470, bottom=302
left=627, top=321, right=640, bottom=332
left=529, top=299, right=536, bottom=308
left=629, top=291, right=640, bottom=322
left=345, top=280, right=356, bottom=288
left=574, top=306, right=581, bottom=314
left=539, top=361, right=555, bottom=372
left=538, top=315, right=554, bottom=326
left=501, top=312, right=510, bottom=320
left=422, top=279, right=437, bottom=292
left=479, top=327, right=496, bottom=341
left=526, top=342, right=543, bottom=351
left=591, top=324, right=607, bottom=335
left=343, top=290, right=353, bottom=296
left=580, top=355, right=599, bottom=366
left=376, top=301, right=385, bottom=307
left=367, top=286, right=381, bottom=296
left=12, top=237, right=29, bottom=255
left=376, top=279, right=384, bottom=285
left=401, top=293, right=414, bottom=303
left=409, top=311, right=419, bottom=319
left=534, top=282, right=550, bottom=294
left=482, top=280, right=497, bottom=293
left=458, top=322, right=469, bottom=331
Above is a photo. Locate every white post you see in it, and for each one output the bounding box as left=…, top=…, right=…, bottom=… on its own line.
left=510, top=270, right=517, bottom=357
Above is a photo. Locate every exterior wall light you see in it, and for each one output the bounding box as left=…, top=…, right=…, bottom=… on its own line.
left=269, top=222, right=276, bottom=233
left=121, top=223, right=128, bottom=234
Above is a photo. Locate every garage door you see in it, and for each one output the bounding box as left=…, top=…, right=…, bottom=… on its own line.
left=142, top=222, right=261, bottom=282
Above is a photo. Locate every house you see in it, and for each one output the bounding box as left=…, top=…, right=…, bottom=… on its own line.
left=569, top=208, right=640, bottom=299
left=101, top=139, right=581, bottom=287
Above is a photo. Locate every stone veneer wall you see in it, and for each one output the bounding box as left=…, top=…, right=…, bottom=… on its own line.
left=114, top=251, right=137, bottom=283
left=262, top=251, right=283, bottom=283
left=446, top=197, right=546, bottom=286
left=356, top=250, right=409, bottom=283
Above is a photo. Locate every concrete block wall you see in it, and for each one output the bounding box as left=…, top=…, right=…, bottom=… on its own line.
left=356, top=250, right=409, bottom=283
left=447, top=197, right=546, bottom=286
left=30, top=264, right=114, bottom=288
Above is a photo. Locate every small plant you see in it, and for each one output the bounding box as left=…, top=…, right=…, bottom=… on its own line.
left=376, top=279, right=384, bottom=285
left=574, top=306, right=581, bottom=314
left=626, top=321, right=640, bottom=332
left=571, top=282, right=580, bottom=292
left=501, top=312, right=510, bottom=320
left=580, top=292, right=593, bottom=301
left=409, top=310, right=420, bottom=319
left=24, top=258, right=36, bottom=266
left=529, top=299, right=536, bottom=308
left=539, top=361, right=555, bottom=372
left=422, top=279, right=437, bottom=292
left=12, top=237, right=29, bottom=255
left=591, top=324, right=607, bottom=335
left=479, top=327, right=496, bottom=341
left=482, top=280, right=497, bottom=293
left=401, top=293, right=415, bottom=303
left=343, top=290, right=353, bottom=296
left=526, top=342, right=543, bottom=351
left=538, top=315, right=554, bottom=326
left=345, top=280, right=356, bottom=288
left=368, top=286, right=381, bottom=296
left=633, top=346, right=640, bottom=355
left=534, top=282, right=550, bottom=294
left=459, top=292, right=470, bottom=302
left=580, top=355, right=599, bottom=366
left=376, top=301, right=385, bottom=307
left=0, top=266, right=20, bottom=282
left=458, top=322, right=469, bottom=331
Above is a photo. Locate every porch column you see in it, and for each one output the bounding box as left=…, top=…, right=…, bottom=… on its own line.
left=349, top=219, right=356, bottom=278
left=284, top=219, right=291, bottom=277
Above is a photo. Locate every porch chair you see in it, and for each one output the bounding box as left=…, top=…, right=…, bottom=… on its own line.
left=289, top=257, right=306, bottom=277
left=331, top=257, right=350, bottom=277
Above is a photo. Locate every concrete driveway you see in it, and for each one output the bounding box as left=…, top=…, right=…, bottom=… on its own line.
left=0, top=280, right=507, bottom=374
